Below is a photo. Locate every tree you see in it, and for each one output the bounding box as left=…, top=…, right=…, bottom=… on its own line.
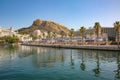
left=69, top=28, right=74, bottom=42
left=60, top=31, right=65, bottom=38
left=47, top=31, right=51, bottom=40
left=0, top=36, right=19, bottom=44
left=80, top=26, right=86, bottom=45
left=30, top=34, right=37, bottom=41
left=53, top=32, right=57, bottom=39
left=114, top=21, right=120, bottom=48
left=70, top=28, right=74, bottom=37
left=42, top=32, right=45, bottom=39
left=94, top=22, right=101, bottom=45
left=89, top=32, right=94, bottom=45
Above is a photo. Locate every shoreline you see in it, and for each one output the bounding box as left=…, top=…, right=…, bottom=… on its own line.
left=21, top=43, right=120, bottom=51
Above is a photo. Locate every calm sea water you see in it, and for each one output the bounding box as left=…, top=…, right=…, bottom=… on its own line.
left=0, top=45, right=120, bottom=80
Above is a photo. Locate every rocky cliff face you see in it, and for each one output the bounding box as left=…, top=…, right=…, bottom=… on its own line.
left=18, top=19, right=70, bottom=35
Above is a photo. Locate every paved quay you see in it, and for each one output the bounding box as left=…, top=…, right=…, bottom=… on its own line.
left=22, top=43, right=120, bottom=51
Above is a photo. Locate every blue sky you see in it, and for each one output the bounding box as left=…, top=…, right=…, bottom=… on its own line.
left=0, top=0, right=120, bottom=30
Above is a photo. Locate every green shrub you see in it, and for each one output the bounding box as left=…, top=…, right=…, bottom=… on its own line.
left=0, top=36, right=19, bottom=44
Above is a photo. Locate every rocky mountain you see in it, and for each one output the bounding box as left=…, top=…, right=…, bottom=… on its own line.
left=18, top=19, right=70, bottom=35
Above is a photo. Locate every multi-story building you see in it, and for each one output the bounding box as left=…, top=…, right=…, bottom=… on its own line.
left=102, top=27, right=116, bottom=41
left=0, top=26, right=27, bottom=42
left=0, top=26, right=17, bottom=37
left=85, top=27, right=116, bottom=41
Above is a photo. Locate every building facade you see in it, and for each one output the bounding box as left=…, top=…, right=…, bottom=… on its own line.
left=102, top=27, right=116, bottom=41
left=0, top=27, right=17, bottom=37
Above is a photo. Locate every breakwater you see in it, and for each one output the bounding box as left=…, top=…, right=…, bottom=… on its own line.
left=21, top=43, right=120, bottom=51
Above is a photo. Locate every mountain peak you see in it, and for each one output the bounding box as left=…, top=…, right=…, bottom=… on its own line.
left=18, top=19, right=70, bottom=35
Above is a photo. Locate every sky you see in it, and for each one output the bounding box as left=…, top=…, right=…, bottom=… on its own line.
left=0, top=0, right=120, bottom=30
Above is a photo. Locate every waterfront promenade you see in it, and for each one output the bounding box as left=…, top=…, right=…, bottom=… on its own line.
left=22, top=42, right=120, bottom=51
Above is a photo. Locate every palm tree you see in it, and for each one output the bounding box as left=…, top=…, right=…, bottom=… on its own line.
left=80, top=26, right=86, bottom=45
left=69, top=28, right=74, bottom=42
left=89, top=32, right=94, bottom=45
left=94, top=22, right=101, bottom=45
left=114, top=21, right=120, bottom=48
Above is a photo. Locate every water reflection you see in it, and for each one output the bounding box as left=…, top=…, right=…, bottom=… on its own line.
left=31, top=48, right=67, bottom=68
left=93, top=51, right=100, bottom=77
left=0, top=45, right=18, bottom=60
left=0, top=45, right=120, bottom=80
left=115, top=52, right=120, bottom=79
left=70, top=50, right=74, bottom=69
left=80, top=50, right=86, bottom=71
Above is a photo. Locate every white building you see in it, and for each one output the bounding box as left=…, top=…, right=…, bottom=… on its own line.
left=0, top=27, right=17, bottom=37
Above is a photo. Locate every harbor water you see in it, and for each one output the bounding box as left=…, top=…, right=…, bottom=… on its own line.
left=0, top=45, right=120, bottom=80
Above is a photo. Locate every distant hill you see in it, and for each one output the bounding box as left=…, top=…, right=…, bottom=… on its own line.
left=18, top=19, right=70, bottom=35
